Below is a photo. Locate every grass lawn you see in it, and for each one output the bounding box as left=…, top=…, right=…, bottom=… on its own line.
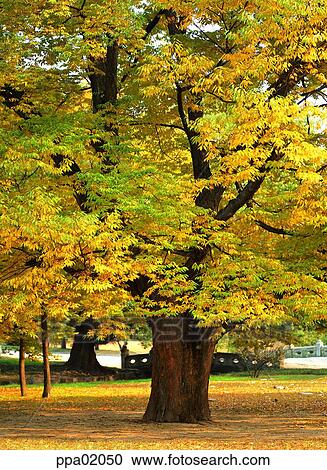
left=0, top=371, right=326, bottom=450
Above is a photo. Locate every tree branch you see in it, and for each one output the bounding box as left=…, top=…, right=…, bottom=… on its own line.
left=143, top=9, right=171, bottom=39
left=216, top=176, right=264, bottom=221
left=0, top=85, right=90, bottom=213
left=255, top=220, right=293, bottom=236
left=130, top=121, right=184, bottom=131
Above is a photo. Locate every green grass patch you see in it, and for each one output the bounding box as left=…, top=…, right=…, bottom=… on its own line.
left=0, top=356, right=42, bottom=370
left=210, top=373, right=326, bottom=382
left=210, top=368, right=327, bottom=381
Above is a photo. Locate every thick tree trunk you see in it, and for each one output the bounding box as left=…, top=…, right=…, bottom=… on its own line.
left=65, top=339, right=103, bottom=372
left=65, top=319, right=103, bottom=372
left=143, top=318, right=216, bottom=423
left=19, top=337, right=27, bottom=397
left=41, top=312, right=51, bottom=398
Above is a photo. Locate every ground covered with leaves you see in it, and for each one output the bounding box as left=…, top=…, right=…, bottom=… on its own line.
left=0, top=376, right=326, bottom=450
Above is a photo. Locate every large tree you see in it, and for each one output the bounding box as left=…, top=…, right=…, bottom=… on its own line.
left=0, top=0, right=326, bottom=419
left=122, top=0, right=327, bottom=421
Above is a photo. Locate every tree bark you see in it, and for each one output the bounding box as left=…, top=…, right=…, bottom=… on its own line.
left=41, top=311, right=51, bottom=398
left=89, top=41, right=118, bottom=112
left=143, top=318, right=216, bottom=423
left=19, top=337, right=27, bottom=397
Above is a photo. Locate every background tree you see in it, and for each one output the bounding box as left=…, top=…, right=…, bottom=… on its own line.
left=227, top=324, right=295, bottom=377
left=0, top=0, right=141, bottom=390
left=0, top=313, right=37, bottom=396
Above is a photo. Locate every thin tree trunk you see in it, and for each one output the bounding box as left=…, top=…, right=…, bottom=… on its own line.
left=41, top=311, right=51, bottom=398
left=143, top=318, right=216, bottom=423
left=19, top=337, right=27, bottom=397
left=61, top=338, right=67, bottom=349
left=120, top=343, right=129, bottom=369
